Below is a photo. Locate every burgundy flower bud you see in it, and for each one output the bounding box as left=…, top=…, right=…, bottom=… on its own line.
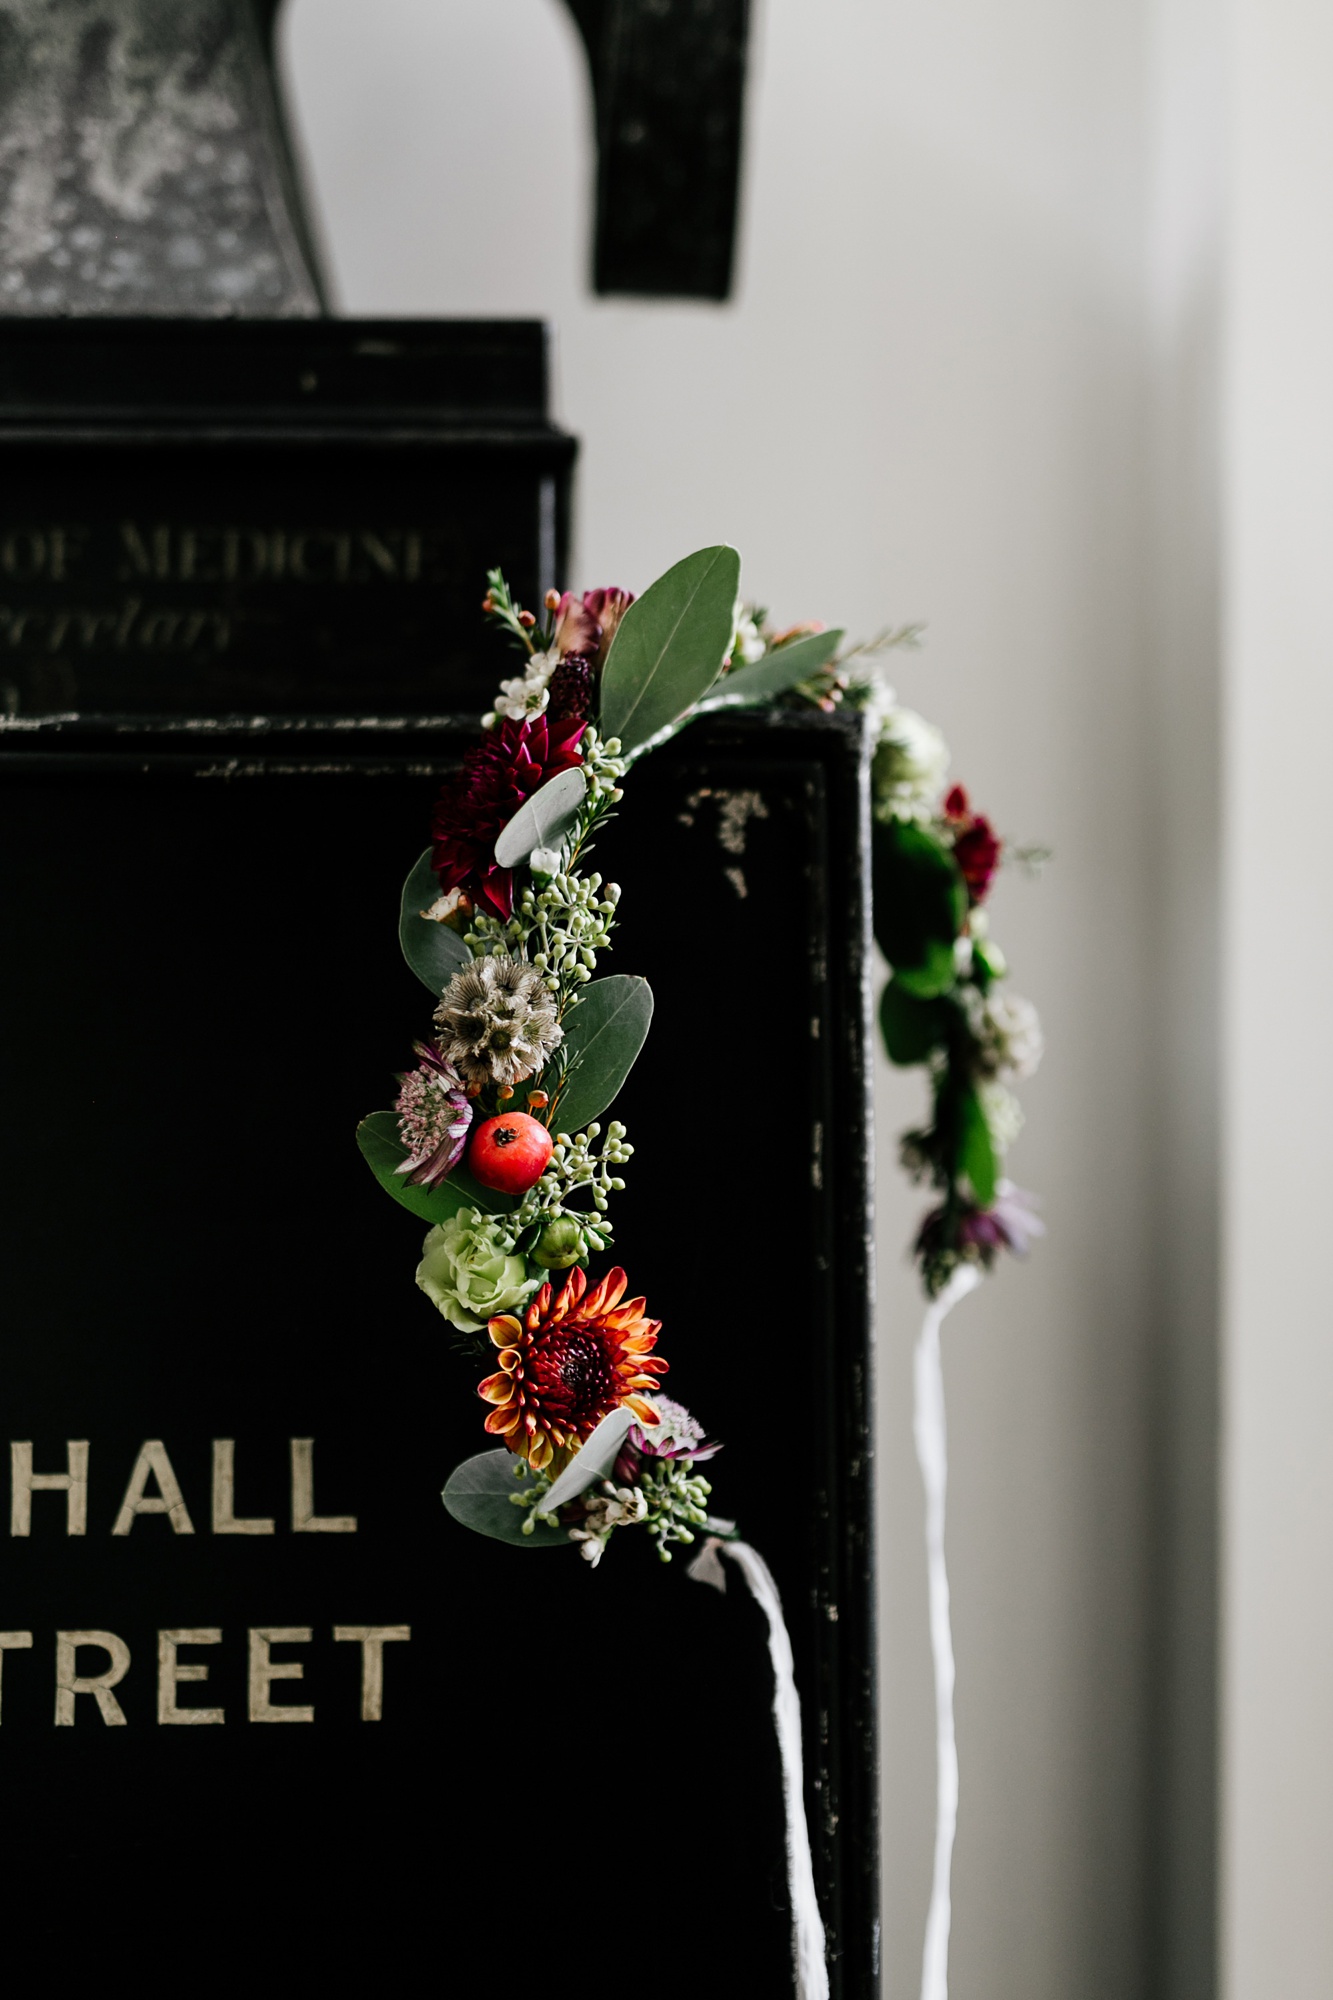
left=954, top=815, right=1001, bottom=904
left=582, top=586, right=635, bottom=663
left=611, top=1441, right=643, bottom=1487
left=553, top=590, right=602, bottom=659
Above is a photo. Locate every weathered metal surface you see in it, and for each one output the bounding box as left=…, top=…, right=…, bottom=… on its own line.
left=564, top=0, right=752, bottom=298
left=0, top=318, right=573, bottom=718
left=0, top=0, right=753, bottom=315
left=0, top=0, right=321, bottom=315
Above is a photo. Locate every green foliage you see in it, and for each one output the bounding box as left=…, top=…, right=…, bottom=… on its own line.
left=599, top=544, right=741, bottom=753
left=705, top=626, right=844, bottom=707
left=442, top=1451, right=570, bottom=1550
left=892, top=938, right=958, bottom=1000
left=356, top=1111, right=516, bottom=1225
left=493, top=767, right=588, bottom=870
left=957, top=1088, right=998, bottom=1205
left=550, top=976, right=654, bottom=1134
left=399, top=848, right=471, bottom=996
left=871, top=819, right=966, bottom=987
left=880, top=980, right=948, bottom=1065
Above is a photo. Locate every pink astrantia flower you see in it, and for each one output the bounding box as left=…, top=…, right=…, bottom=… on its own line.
left=394, top=1043, right=472, bottom=1187
left=612, top=1394, right=721, bottom=1486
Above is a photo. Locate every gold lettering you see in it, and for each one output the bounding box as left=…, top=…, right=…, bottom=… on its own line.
left=74, top=609, right=114, bottom=645
left=48, top=528, right=85, bottom=582
left=138, top=609, right=181, bottom=647
left=11, top=1441, right=89, bottom=1536
left=222, top=527, right=267, bottom=582
left=289, top=531, right=351, bottom=584
left=178, top=528, right=222, bottom=584
left=0, top=1633, right=32, bottom=1722
left=1, top=530, right=46, bottom=580
left=114, top=596, right=141, bottom=648
left=111, top=1440, right=195, bottom=1536
left=55, top=1631, right=130, bottom=1726
left=248, top=1628, right=314, bottom=1723
left=211, top=1439, right=274, bottom=1536
left=118, top=523, right=170, bottom=582
left=157, top=1629, right=224, bottom=1725
left=333, top=1626, right=410, bottom=1721
left=356, top=530, right=401, bottom=580
left=290, top=1438, right=356, bottom=1534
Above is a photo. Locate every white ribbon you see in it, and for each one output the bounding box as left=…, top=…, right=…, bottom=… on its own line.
left=689, top=1536, right=830, bottom=2000
left=914, top=1263, right=983, bottom=2000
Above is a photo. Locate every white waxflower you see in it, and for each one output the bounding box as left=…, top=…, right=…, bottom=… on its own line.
left=846, top=670, right=899, bottom=738
left=979, top=1079, right=1025, bottom=1154
left=732, top=609, right=766, bottom=665
left=973, top=990, right=1044, bottom=1081
left=493, top=649, right=558, bottom=721
left=567, top=1483, right=648, bottom=1565
left=871, top=705, right=950, bottom=821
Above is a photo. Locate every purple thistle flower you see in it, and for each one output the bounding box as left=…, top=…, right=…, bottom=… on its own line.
left=394, top=1042, right=472, bottom=1187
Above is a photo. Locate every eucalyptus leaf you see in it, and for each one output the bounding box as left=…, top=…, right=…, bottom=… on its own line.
left=442, top=1450, right=571, bottom=1550
left=356, top=1111, right=516, bottom=1225
left=879, top=980, right=948, bottom=1065
left=702, top=627, right=844, bottom=708
left=534, top=1407, right=635, bottom=1518
left=891, top=938, right=957, bottom=1000
left=494, top=766, right=587, bottom=870
left=871, top=818, right=966, bottom=985
left=550, top=975, right=654, bottom=1134
left=599, top=544, right=741, bottom=753
left=399, top=848, right=471, bottom=996
left=958, top=1089, right=998, bottom=1206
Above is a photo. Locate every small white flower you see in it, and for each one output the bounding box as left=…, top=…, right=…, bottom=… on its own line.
left=492, top=649, right=559, bottom=721
left=871, top=704, right=950, bottom=821
left=734, top=613, right=766, bottom=665
left=528, top=846, right=561, bottom=876
left=979, top=1079, right=1025, bottom=1153
left=974, top=990, right=1044, bottom=1081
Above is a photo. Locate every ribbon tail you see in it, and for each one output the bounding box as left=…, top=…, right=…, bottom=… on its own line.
left=914, top=1262, right=983, bottom=2000
left=721, top=1540, right=830, bottom=2000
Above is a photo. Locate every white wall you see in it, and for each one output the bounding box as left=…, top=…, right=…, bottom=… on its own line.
left=1222, top=4, right=1333, bottom=1994
left=280, top=3, right=1168, bottom=1993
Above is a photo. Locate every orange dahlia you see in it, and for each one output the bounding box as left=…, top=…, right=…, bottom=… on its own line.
left=478, top=1266, right=666, bottom=1473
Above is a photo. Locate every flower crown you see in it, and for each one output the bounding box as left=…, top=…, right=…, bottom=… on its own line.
left=358, top=547, right=1042, bottom=1568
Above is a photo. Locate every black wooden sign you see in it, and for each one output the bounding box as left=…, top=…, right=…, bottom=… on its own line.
left=0, top=320, right=573, bottom=720
left=0, top=322, right=877, bottom=1995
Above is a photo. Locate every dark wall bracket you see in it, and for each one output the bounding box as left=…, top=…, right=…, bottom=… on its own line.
left=562, top=0, right=752, bottom=300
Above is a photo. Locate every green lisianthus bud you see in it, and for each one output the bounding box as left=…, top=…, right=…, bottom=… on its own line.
left=532, top=1217, right=586, bottom=1269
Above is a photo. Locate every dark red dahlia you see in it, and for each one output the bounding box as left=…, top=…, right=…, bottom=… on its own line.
left=547, top=652, right=595, bottom=722
left=430, top=714, right=584, bottom=920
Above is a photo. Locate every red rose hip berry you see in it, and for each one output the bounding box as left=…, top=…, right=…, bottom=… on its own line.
left=469, top=1112, right=553, bottom=1194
